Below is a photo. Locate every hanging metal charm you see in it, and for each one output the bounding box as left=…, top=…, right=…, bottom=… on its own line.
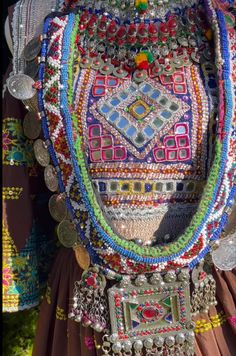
left=191, top=261, right=217, bottom=316
left=69, top=267, right=109, bottom=332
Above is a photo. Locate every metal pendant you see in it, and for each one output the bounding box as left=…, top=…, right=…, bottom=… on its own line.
left=172, top=56, right=184, bottom=69
left=191, top=261, right=217, bottom=315
left=80, top=56, right=92, bottom=68
left=91, top=56, right=104, bottom=70
left=33, top=139, right=50, bottom=167
left=108, top=269, right=193, bottom=353
left=6, top=74, right=37, bottom=100
left=48, top=194, right=68, bottom=222
left=100, top=60, right=115, bottom=75
left=23, top=37, right=41, bottom=61
left=69, top=267, right=109, bottom=331
left=44, top=165, right=59, bottom=192
left=57, top=220, right=78, bottom=247
left=163, top=64, right=175, bottom=76
left=23, top=112, right=41, bottom=139
left=133, top=70, right=148, bottom=83
left=113, top=66, right=129, bottom=78
left=151, top=64, right=164, bottom=77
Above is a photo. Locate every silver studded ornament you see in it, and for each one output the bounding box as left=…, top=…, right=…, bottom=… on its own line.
left=191, top=262, right=217, bottom=315
left=69, top=267, right=109, bottom=332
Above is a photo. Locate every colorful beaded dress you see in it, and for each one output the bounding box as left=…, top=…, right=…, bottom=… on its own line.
left=5, top=0, right=236, bottom=355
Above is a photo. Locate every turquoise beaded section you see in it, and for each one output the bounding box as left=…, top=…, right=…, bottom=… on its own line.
left=59, top=12, right=227, bottom=261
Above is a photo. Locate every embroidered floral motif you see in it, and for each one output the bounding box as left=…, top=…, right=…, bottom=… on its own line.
left=56, top=306, right=67, bottom=320
left=2, top=261, right=14, bottom=292
left=2, top=118, right=35, bottom=166
left=2, top=216, right=56, bottom=312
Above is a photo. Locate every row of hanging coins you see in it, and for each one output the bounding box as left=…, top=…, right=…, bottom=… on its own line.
left=11, top=35, right=91, bottom=271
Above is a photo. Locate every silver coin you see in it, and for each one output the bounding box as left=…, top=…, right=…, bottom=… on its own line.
left=212, top=234, right=236, bottom=271
left=23, top=112, right=41, bottom=139
left=23, top=37, right=41, bottom=62
left=57, top=220, right=78, bottom=248
left=7, top=74, right=36, bottom=100
left=44, top=165, right=58, bottom=192
left=48, top=194, right=67, bottom=222
left=22, top=94, right=39, bottom=112
left=24, top=60, right=39, bottom=79
left=33, top=139, right=50, bottom=167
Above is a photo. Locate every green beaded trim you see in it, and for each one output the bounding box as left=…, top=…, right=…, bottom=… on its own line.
left=66, top=19, right=222, bottom=258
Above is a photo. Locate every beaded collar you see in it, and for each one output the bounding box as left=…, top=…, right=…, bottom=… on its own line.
left=36, top=0, right=236, bottom=277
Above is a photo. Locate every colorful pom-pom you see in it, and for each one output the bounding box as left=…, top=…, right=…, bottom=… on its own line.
left=135, top=0, right=148, bottom=12
left=134, top=51, right=154, bottom=70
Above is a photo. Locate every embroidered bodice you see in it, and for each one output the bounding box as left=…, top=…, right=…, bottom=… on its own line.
left=75, top=60, right=216, bottom=245
left=36, top=0, right=235, bottom=277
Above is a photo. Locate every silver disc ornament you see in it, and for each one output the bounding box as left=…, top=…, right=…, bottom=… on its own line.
left=33, top=139, right=50, bottom=167
left=23, top=112, right=41, bottom=139
left=57, top=220, right=78, bottom=247
left=6, top=74, right=36, bottom=100
left=48, top=194, right=67, bottom=222
left=44, top=165, right=58, bottom=192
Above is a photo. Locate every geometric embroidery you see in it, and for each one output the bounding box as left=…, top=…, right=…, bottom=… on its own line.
left=2, top=187, right=23, bottom=200
left=91, top=79, right=189, bottom=158
left=93, top=178, right=197, bottom=196
left=88, top=124, right=126, bottom=162
left=2, top=117, right=35, bottom=167
left=92, top=75, right=120, bottom=97
left=153, top=122, right=191, bottom=162
left=159, top=67, right=187, bottom=95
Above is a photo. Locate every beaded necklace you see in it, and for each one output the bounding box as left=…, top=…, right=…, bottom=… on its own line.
left=38, top=0, right=235, bottom=274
